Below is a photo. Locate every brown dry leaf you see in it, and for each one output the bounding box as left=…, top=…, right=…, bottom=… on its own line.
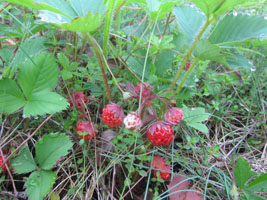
left=168, top=175, right=204, bottom=200
left=168, top=175, right=190, bottom=200
left=184, top=188, right=204, bottom=200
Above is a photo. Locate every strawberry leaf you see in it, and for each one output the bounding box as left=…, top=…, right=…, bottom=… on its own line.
left=234, top=157, right=257, bottom=189
left=25, top=170, right=56, bottom=200
left=183, top=106, right=210, bottom=134
left=10, top=145, right=37, bottom=174
left=35, top=133, right=73, bottom=170
left=23, top=90, right=68, bottom=117
left=18, top=52, right=59, bottom=100
left=0, top=79, right=25, bottom=114
left=245, top=173, right=267, bottom=193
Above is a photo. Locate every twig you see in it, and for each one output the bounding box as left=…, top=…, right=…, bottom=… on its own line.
left=223, top=122, right=258, bottom=160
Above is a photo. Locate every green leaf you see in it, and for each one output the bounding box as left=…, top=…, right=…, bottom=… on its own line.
left=35, top=133, right=73, bottom=170
left=246, top=173, right=267, bottom=193
left=23, top=90, right=69, bottom=117
left=68, top=0, right=105, bottom=16
left=156, top=50, right=176, bottom=74
left=183, top=106, right=210, bottom=134
left=10, top=145, right=37, bottom=174
left=187, top=122, right=209, bottom=134
left=209, top=14, right=267, bottom=44
left=194, top=40, right=228, bottom=66
left=191, top=0, right=246, bottom=17
left=38, top=11, right=104, bottom=33
left=25, top=170, right=56, bottom=200
left=183, top=107, right=210, bottom=123
left=3, top=0, right=105, bottom=33
left=146, top=0, right=178, bottom=21
left=10, top=37, right=49, bottom=77
left=1, top=0, right=76, bottom=18
left=0, top=79, right=25, bottom=114
left=244, top=191, right=267, bottom=200
left=226, top=53, right=253, bottom=69
left=18, top=52, right=59, bottom=100
left=234, top=157, right=257, bottom=189
left=126, top=54, right=150, bottom=79
left=173, top=5, right=206, bottom=46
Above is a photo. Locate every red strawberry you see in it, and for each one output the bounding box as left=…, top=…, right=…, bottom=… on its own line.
left=147, top=121, right=174, bottom=146
left=68, top=91, right=87, bottom=110
left=164, top=107, right=184, bottom=125
left=76, top=121, right=97, bottom=140
left=102, top=103, right=124, bottom=128
left=123, top=112, right=142, bottom=131
left=184, top=62, right=191, bottom=70
left=0, top=155, right=9, bottom=173
left=152, top=155, right=171, bottom=180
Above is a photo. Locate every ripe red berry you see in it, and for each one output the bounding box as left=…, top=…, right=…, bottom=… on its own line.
left=152, top=155, right=171, bottom=180
left=68, top=91, right=87, bottom=110
left=147, top=121, right=174, bottom=146
left=102, top=103, right=124, bottom=128
left=164, top=107, right=184, bottom=125
left=123, top=112, right=142, bottom=131
left=76, top=121, right=97, bottom=140
left=0, top=155, right=9, bottom=173
left=135, top=82, right=154, bottom=98
left=184, top=62, right=191, bottom=70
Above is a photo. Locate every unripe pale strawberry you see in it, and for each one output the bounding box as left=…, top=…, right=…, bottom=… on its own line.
left=152, top=155, right=171, bottom=180
left=102, top=103, right=124, bottom=128
left=147, top=121, right=174, bottom=146
left=76, top=121, right=97, bottom=140
left=123, top=113, right=142, bottom=131
left=68, top=91, right=87, bottom=110
left=164, top=107, right=184, bottom=125
left=0, top=155, right=9, bottom=173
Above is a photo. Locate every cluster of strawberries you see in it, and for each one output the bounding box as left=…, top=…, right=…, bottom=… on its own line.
left=69, top=82, right=183, bottom=180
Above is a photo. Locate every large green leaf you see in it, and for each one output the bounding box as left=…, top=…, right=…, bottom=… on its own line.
left=246, top=173, right=267, bottom=193
left=23, top=90, right=69, bottom=117
left=191, top=0, right=246, bottom=17
left=10, top=145, right=37, bottom=174
left=1, top=0, right=77, bottom=18
left=18, top=52, right=58, bottom=100
left=194, top=40, right=228, bottom=66
left=35, top=133, right=73, bottom=170
left=0, top=79, right=25, bottom=114
left=209, top=14, right=267, bottom=44
left=234, top=157, right=257, bottom=189
left=68, top=0, right=105, bottom=16
left=25, top=170, right=56, bottom=200
left=2, top=0, right=105, bottom=33
left=173, top=5, right=206, bottom=46
left=10, top=37, right=49, bottom=77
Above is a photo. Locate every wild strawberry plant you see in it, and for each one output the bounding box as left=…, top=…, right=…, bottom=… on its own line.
left=0, top=0, right=266, bottom=199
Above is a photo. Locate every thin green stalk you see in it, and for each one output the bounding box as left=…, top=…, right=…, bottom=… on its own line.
left=103, top=0, right=116, bottom=58
left=170, top=18, right=213, bottom=90
left=85, top=33, right=113, bottom=102
left=175, top=58, right=199, bottom=94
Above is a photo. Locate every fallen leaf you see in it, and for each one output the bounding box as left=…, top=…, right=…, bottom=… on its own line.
left=184, top=188, right=203, bottom=200
left=168, top=175, right=190, bottom=200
